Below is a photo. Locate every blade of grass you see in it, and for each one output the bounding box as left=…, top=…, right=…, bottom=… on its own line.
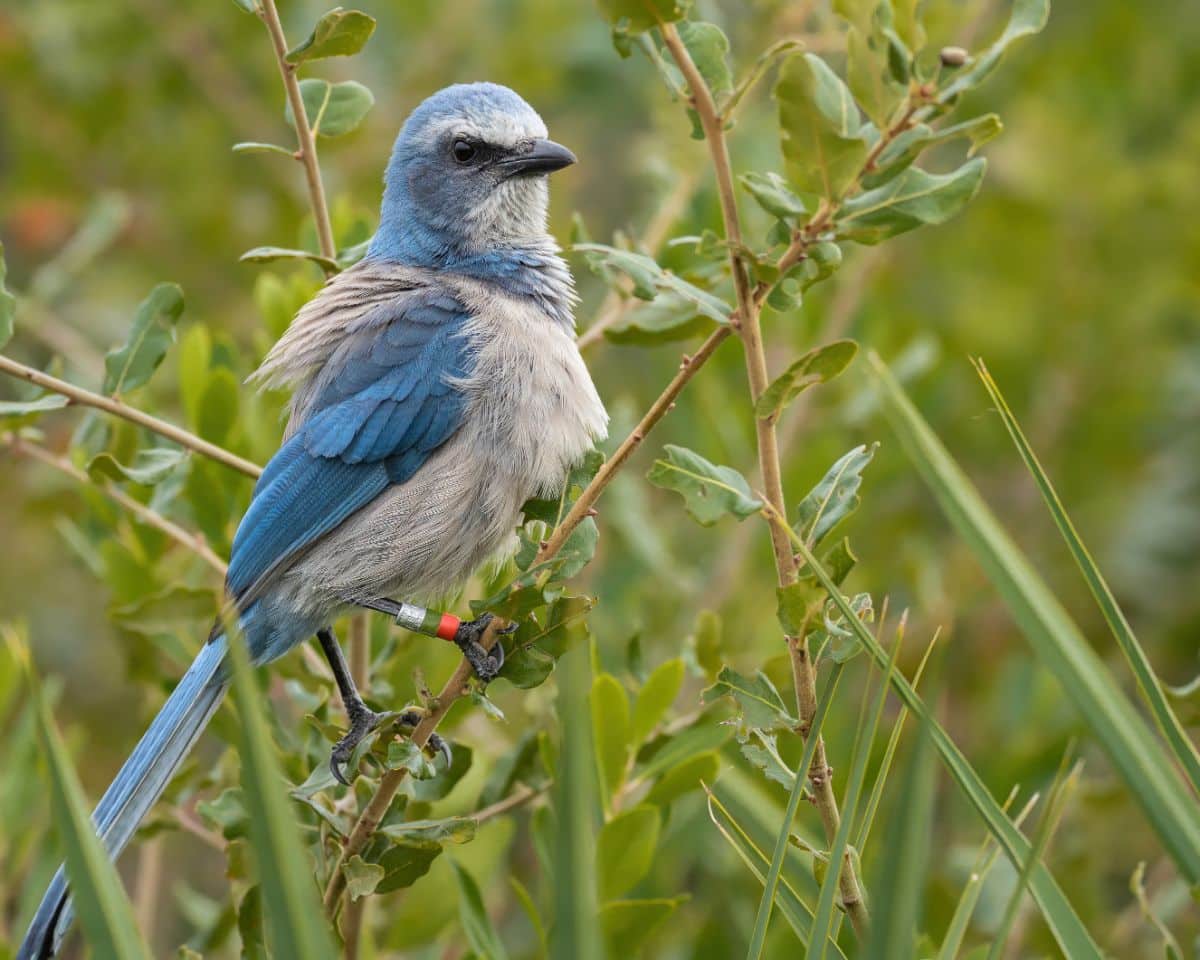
left=936, top=789, right=1038, bottom=960
left=807, top=634, right=901, bottom=958
left=552, top=643, right=602, bottom=960
left=225, top=622, right=336, bottom=959
left=864, top=714, right=936, bottom=960
left=985, top=753, right=1082, bottom=960
left=746, top=663, right=846, bottom=959
left=975, top=359, right=1200, bottom=794
left=869, top=351, right=1200, bottom=883
left=706, top=785, right=849, bottom=959
left=854, top=626, right=940, bottom=850
left=9, top=629, right=152, bottom=960
left=760, top=503, right=1105, bottom=959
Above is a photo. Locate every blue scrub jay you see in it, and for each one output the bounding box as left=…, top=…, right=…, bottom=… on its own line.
left=20, top=82, right=607, bottom=959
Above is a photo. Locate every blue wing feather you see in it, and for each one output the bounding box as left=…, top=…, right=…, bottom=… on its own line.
left=227, top=291, right=474, bottom=602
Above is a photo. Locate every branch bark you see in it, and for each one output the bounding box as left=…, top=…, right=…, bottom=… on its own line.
left=658, top=21, right=871, bottom=937
left=257, top=0, right=337, bottom=263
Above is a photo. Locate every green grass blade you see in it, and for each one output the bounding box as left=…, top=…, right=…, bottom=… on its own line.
left=552, top=643, right=602, bottom=960
left=808, top=640, right=900, bottom=959
left=936, top=789, right=1037, bottom=960
left=770, top=509, right=1105, bottom=958
left=865, top=715, right=936, bottom=960
left=975, top=359, right=1200, bottom=794
left=746, top=663, right=845, bottom=960
left=985, top=755, right=1081, bottom=960
left=12, top=632, right=152, bottom=960
left=854, top=626, right=939, bottom=851
left=225, top=624, right=336, bottom=960
left=869, top=352, right=1200, bottom=883
left=706, top=785, right=849, bottom=960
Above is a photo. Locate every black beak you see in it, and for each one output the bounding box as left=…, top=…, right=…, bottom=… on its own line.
left=497, top=138, right=577, bottom=177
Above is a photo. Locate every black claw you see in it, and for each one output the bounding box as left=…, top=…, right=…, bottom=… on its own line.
left=329, top=704, right=386, bottom=786
left=454, top=613, right=506, bottom=682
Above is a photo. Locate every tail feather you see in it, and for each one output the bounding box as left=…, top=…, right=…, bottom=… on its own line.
left=19, top=636, right=230, bottom=960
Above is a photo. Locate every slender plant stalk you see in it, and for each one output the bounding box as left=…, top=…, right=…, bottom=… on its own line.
left=256, top=0, right=337, bottom=262
left=6, top=433, right=229, bottom=574
left=657, top=20, right=873, bottom=935
left=0, top=354, right=261, bottom=477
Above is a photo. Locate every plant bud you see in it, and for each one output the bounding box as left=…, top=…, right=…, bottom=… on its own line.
left=940, top=46, right=969, bottom=67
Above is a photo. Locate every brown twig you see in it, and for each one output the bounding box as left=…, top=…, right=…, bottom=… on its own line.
left=0, top=355, right=262, bottom=477
left=6, top=433, right=229, bottom=574
left=658, top=20, right=872, bottom=937
left=256, top=0, right=337, bottom=263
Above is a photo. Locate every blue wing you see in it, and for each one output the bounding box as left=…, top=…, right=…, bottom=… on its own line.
left=226, top=290, right=474, bottom=602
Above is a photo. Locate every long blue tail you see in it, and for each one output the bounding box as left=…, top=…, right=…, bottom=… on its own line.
left=19, top=635, right=230, bottom=960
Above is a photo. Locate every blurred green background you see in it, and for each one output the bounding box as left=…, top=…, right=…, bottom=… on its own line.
left=1, top=0, right=1198, bottom=956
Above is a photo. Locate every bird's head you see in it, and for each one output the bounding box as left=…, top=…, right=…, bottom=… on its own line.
left=371, top=82, right=575, bottom=267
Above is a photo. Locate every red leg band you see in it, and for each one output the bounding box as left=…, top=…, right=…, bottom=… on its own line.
left=436, top=613, right=461, bottom=642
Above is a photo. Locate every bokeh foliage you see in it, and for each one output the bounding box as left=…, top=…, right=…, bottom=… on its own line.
left=1, top=0, right=1199, bottom=958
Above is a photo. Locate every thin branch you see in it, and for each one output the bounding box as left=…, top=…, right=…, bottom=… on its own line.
left=6, top=433, right=228, bottom=575
left=659, top=20, right=872, bottom=938
left=0, top=354, right=261, bottom=477
left=257, top=0, right=337, bottom=262
left=475, top=784, right=543, bottom=824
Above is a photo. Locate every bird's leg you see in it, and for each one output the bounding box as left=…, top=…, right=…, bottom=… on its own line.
left=345, top=596, right=513, bottom=683
left=316, top=627, right=385, bottom=785
left=315, top=627, right=453, bottom=784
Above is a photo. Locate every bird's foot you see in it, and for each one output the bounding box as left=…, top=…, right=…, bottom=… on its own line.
left=453, top=613, right=515, bottom=683
left=397, top=709, right=453, bottom=769
left=330, top=701, right=387, bottom=786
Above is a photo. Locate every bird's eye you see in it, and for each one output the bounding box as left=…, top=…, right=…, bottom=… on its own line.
left=451, top=139, right=477, bottom=164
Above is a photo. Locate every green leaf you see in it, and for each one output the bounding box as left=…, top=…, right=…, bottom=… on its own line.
left=196, top=367, right=240, bottom=445
left=701, top=666, right=797, bottom=732
left=604, top=293, right=711, bottom=345
left=176, top=325, right=212, bottom=428
left=231, top=141, right=293, bottom=156
left=600, top=898, right=685, bottom=955
left=869, top=352, right=1200, bottom=884
left=451, top=860, right=510, bottom=960
left=738, top=731, right=793, bottom=792
left=573, top=243, right=732, bottom=323
left=597, top=804, right=661, bottom=899
left=940, top=0, right=1051, bottom=101
left=18, top=639, right=153, bottom=959
left=776, top=53, right=868, bottom=200
left=286, top=78, right=375, bottom=138
left=646, top=445, right=762, bottom=526
left=596, top=0, right=685, bottom=33
left=974, top=359, right=1200, bottom=792
left=0, top=394, right=69, bottom=419
left=796, top=443, right=878, bottom=546
left=379, top=816, right=478, bottom=845
left=592, top=672, right=631, bottom=799
left=87, top=448, right=187, bottom=486
left=103, top=283, right=185, bottom=395
left=409, top=743, right=473, bottom=802
left=374, top=839, right=443, bottom=893
left=756, top=340, right=858, bottom=419
left=678, top=21, right=733, bottom=99
left=0, top=242, right=15, bottom=349
left=839, top=159, right=987, bottom=244
left=645, top=751, right=720, bottom=806
left=872, top=115, right=1003, bottom=178
left=741, top=171, right=807, bottom=221
left=630, top=657, right=684, bottom=744
left=111, top=585, right=219, bottom=636
left=286, top=8, right=376, bottom=64
left=775, top=581, right=819, bottom=636
left=225, top=624, right=337, bottom=960
left=229, top=0, right=258, bottom=12
left=845, top=25, right=905, bottom=128
left=239, top=245, right=338, bottom=272
left=343, top=855, right=384, bottom=901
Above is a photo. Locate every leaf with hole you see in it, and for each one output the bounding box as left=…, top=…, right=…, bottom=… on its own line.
left=647, top=445, right=762, bottom=526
